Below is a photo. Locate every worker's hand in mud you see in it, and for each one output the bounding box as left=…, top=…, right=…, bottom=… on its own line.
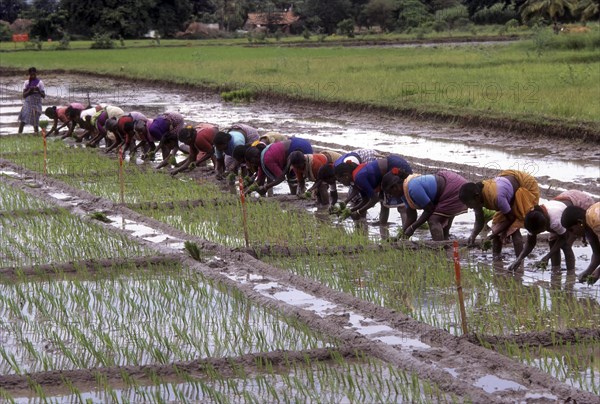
left=506, top=260, right=522, bottom=272
left=403, top=224, right=415, bottom=238
left=580, top=272, right=599, bottom=285
left=257, top=186, right=268, bottom=196
left=142, top=151, right=155, bottom=161
left=467, top=235, right=477, bottom=248
left=215, top=172, right=225, bottom=181
left=350, top=211, right=364, bottom=221
left=534, top=260, right=548, bottom=270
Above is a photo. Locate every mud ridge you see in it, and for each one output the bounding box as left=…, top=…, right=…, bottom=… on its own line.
left=0, top=206, right=64, bottom=218
left=0, top=254, right=182, bottom=278
left=2, top=67, right=597, bottom=142
left=0, top=346, right=364, bottom=394
left=2, top=159, right=599, bottom=402
left=469, top=327, right=600, bottom=349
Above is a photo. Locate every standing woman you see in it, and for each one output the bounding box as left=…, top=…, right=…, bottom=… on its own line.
left=18, top=67, right=45, bottom=134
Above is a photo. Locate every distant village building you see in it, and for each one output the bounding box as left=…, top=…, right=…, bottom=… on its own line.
left=244, top=7, right=299, bottom=33
left=176, top=22, right=220, bottom=38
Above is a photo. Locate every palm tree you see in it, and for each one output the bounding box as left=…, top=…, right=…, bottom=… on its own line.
left=520, top=0, right=576, bottom=23
left=575, top=0, right=599, bottom=22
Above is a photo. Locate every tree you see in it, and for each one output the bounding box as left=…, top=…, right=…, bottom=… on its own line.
left=150, top=0, right=193, bottom=36
left=212, top=0, right=246, bottom=31
left=30, top=9, right=69, bottom=40
left=190, top=0, right=216, bottom=16
left=520, top=0, right=576, bottom=23
left=0, top=0, right=28, bottom=23
left=575, top=0, right=599, bottom=22
left=19, top=0, right=66, bottom=40
left=398, top=0, right=432, bottom=29
left=463, top=0, right=526, bottom=17
left=363, top=0, right=399, bottom=31
left=303, top=0, right=353, bottom=33
left=62, top=0, right=175, bottom=38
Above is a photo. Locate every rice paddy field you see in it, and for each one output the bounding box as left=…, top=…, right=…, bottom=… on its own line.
left=1, top=32, right=599, bottom=400
left=0, top=126, right=599, bottom=402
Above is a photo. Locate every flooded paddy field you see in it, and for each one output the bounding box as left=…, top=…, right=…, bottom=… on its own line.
left=0, top=73, right=599, bottom=401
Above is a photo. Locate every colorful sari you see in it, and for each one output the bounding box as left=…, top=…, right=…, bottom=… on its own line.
left=18, top=78, right=45, bottom=127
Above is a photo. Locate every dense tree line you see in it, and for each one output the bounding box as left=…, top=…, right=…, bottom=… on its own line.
left=1, top=0, right=597, bottom=40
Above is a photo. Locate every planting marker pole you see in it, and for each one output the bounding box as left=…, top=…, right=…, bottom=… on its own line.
left=238, top=176, right=249, bottom=248
left=42, top=127, right=47, bottom=176
left=453, top=240, right=468, bottom=335
left=118, top=146, right=125, bottom=204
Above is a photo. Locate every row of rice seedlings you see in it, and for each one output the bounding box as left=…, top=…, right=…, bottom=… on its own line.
left=264, top=249, right=600, bottom=338
left=0, top=134, right=59, bottom=155
left=141, top=197, right=374, bottom=249
left=0, top=263, right=336, bottom=374
left=0, top=210, right=148, bottom=267
left=3, top=353, right=462, bottom=403
left=265, top=248, right=465, bottom=331
left=0, top=136, right=225, bottom=203
left=0, top=182, right=51, bottom=211
left=497, top=340, right=600, bottom=395
left=463, top=260, right=600, bottom=336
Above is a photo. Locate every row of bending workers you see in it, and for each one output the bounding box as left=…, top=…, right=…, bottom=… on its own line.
left=37, top=94, right=600, bottom=286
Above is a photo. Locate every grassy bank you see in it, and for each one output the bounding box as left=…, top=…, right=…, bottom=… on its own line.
left=1, top=27, right=598, bottom=133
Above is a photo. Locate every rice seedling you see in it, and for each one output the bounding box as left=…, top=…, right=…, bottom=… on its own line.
left=143, top=196, right=374, bottom=249
left=184, top=241, right=202, bottom=261
left=0, top=210, right=149, bottom=267
left=0, top=263, right=336, bottom=375
left=497, top=341, right=600, bottom=395
left=0, top=136, right=224, bottom=204
left=89, top=211, right=113, bottom=223
left=7, top=354, right=460, bottom=403
left=0, top=183, right=51, bottom=211
left=221, top=88, right=256, bottom=103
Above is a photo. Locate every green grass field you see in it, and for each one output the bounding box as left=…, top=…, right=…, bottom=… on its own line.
left=2, top=26, right=598, bottom=127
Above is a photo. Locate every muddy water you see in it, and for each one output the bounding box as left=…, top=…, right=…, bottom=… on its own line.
left=1, top=74, right=598, bottom=290
left=1, top=74, right=599, bottom=187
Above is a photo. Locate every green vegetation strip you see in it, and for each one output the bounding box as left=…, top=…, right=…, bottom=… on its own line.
left=240, top=239, right=489, bottom=258
left=498, top=340, right=600, bottom=396
left=142, top=199, right=373, bottom=249
left=2, top=31, right=599, bottom=131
